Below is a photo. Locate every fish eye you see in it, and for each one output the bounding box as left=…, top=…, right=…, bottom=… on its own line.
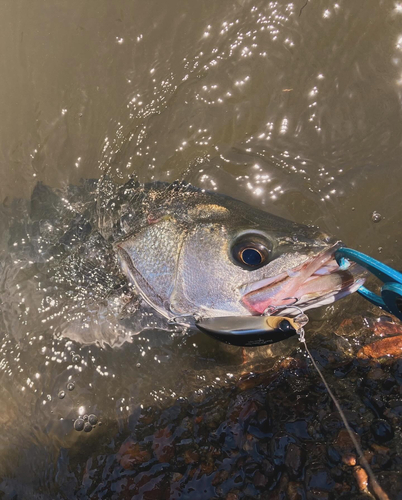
left=231, top=234, right=271, bottom=270
left=240, top=248, right=263, bottom=266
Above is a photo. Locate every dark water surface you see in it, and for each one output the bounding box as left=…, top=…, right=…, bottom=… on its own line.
left=0, top=1, right=402, bottom=498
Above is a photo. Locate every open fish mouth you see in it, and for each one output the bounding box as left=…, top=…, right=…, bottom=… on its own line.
left=240, top=243, right=367, bottom=315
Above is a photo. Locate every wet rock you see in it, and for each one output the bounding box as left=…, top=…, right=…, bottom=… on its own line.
left=253, top=471, right=268, bottom=488
left=226, top=492, right=239, bottom=500
left=333, top=360, right=355, bottom=378
left=370, top=443, right=390, bottom=455
left=268, top=471, right=290, bottom=500
left=334, top=482, right=352, bottom=497
left=357, top=335, right=402, bottom=359
left=307, top=491, right=329, bottom=500
left=243, top=433, right=258, bottom=453
left=43, top=340, right=402, bottom=499
left=238, top=400, right=259, bottom=423
left=211, top=469, right=229, bottom=486
left=152, top=427, right=175, bottom=462
left=327, top=446, right=341, bottom=465
left=256, top=409, right=268, bottom=425
left=278, top=357, right=300, bottom=370
left=371, top=317, right=402, bottom=337
left=321, top=411, right=363, bottom=439
left=305, top=465, right=335, bottom=492
left=331, top=428, right=360, bottom=465
left=158, top=405, right=181, bottom=426
left=393, top=358, right=402, bottom=384
left=353, top=466, right=368, bottom=492
left=285, top=419, right=311, bottom=440
left=285, top=443, right=303, bottom=478
left=261, top=458, right=275, bottom=476
left=134, top=470, right=168, bottom=499
left=336, top=317, right=368, bottom=338
left=287, top=481, right=305, bottom=500
left=117, top=438, right=151, bottom=469
left=384, top=402, right=402, bottom=425
left=247, top=424, right=270, bottom=439
left=183, top=449, right=199, bottom=464
left=363, top=449, right=374, bottom=464
left=334, top=428, right=360, bottom=451
left=369, top=443, right=392, bottom=469
left=381, top=375, right=396, bottom=391
left=271, top=432, right=296, bottom=465
left=367, top=367, right=386, bottom=381
left=375, top=472, right=402, bottom=500
left=342, top=453, right=357, bottom=466
left=370, top=419, right=394, bottom=443
left=237, top=372, right=266, bottom=391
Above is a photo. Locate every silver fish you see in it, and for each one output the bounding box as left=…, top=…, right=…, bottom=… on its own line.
left=112, top=181, right=365, bottom=323
left=3, top=180, right=365, bottom=346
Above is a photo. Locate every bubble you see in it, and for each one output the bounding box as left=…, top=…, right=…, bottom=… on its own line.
left=67, top=382, right=75, bottom=391
left=72, top=354, right=81, bottom=364
left=371, top=211, right=382, bottom=223
left=88, top=414, right=98, bottom=425
left=136, top=363, right=141, bottom=368
left=74, top=418, right=85, bottom=431
left=58, top=391, right=66, bottom=399
left=83, top=422, right=93, bottom=433
left=83, top=414, right=88, bottom=421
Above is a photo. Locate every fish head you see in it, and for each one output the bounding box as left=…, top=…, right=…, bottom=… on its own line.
left=114, top=187, right=365, bottom=320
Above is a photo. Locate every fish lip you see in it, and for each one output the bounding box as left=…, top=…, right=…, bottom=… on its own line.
left=240, top=242, right=366, bottom=314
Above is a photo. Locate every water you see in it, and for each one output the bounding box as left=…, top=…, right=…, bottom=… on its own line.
left=1, top=0, right=402, bottom=498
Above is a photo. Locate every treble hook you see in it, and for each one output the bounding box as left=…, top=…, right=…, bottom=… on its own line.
left=263, top=297, right=300, bottom=316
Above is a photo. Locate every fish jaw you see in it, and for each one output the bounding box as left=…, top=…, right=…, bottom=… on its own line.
left=240, top=243, right=367, bottom=314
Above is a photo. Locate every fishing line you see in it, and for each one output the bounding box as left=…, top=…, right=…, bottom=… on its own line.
left=296, top=327, right=389, bottom=500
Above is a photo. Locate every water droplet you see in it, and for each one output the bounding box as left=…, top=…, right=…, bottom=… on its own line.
left=72, top=354, right=81, bottom=364
left=74, top=418, right=85, bottom=431
left=372, top=211, right=382, bottom=223
left=88, top=414, right=98, bottom=425
left=67, top=382, right=75, bottom=391
left=58, top=391, right=66, bottom=399
left=83, top=422, right=93, bottom=433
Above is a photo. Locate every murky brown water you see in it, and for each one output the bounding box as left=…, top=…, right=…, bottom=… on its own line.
left=1, top=0, right=402, bottom=498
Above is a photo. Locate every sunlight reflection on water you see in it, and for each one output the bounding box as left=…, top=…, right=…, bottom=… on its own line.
left=0, top=0, right=401, bottom=497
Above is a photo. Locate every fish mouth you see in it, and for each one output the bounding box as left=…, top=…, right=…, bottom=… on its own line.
left=240, top=243, right=367, bottom=315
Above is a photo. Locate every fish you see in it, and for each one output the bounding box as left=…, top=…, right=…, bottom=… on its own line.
left=112, top=181, right=365, bottom=321
left=2, top=179, right=365, bottom=345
